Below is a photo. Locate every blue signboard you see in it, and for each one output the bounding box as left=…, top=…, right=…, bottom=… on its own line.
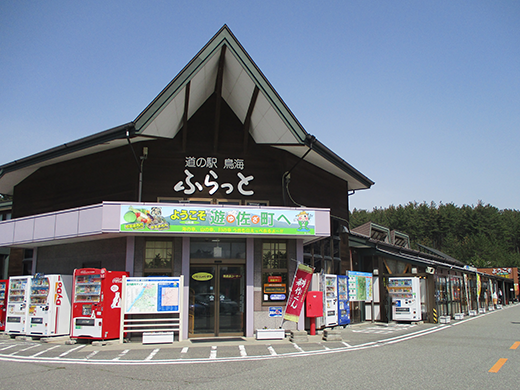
left=268, top=306, right=283, bottom=317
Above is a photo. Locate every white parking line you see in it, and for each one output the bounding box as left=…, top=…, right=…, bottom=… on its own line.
left=0, top=345, right=16, bottom=351
left=86, top=350, right=99, bottom=359
left=293, top=344, right=304, bottom=352
left=9, top=344, right=39, bottom=355
left=59, top=344, right=85, bottom=357
left=181, top=347, right=189, bottom=354
left=209, top=346, right=217, bottom=359
left=112, top=349, right=129, bottom=361
left=31, top=345, right=61, bottom=357
left=267, top=345, right=277, bottom=356
left=342, top=342, right=352, bottom=347
left=238, top=345, right=247, bottom=357
left=144, top=348, right=160, bottom=361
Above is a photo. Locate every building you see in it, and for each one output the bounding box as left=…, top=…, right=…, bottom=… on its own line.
left=350, top=221, right=515, bottom=323
left=0, top=26, right=374, bottom=339
left=477, top=267, right=518, bottom=302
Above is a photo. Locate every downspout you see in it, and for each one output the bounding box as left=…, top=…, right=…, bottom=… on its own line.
left=126, top=131, right=145, bottom=202
left=282, top=134, right=316, bottom=206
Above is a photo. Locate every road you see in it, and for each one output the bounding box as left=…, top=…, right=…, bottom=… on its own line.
left=0, top=305, right=519, bottom=389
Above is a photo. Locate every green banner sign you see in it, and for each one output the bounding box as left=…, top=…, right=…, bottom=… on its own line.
left=120, top=204, right=316, bottom=236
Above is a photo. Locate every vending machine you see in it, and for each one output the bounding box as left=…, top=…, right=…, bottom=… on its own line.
left=71, top=268, right=128, bottom=340
left=337, top=275, right=350, bottom=326
left=26, top=274, right=72, bottom=337
left=5, top=276, right=31, bottom=335
left=387, top=277, right=421, bottom=322
left=321, top=274, right=338, bottom=327
left=0, top=279, right=8, bottom=331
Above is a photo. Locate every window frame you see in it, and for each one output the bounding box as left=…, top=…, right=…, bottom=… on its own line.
left=261, top=240, right=288, bottom=305
left=143, top=240, right=174, bottom=276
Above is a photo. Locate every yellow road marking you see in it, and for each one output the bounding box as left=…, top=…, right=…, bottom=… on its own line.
left=510, top=342, right=520, bottom=350
left=489, top=358, right=507, bottom=373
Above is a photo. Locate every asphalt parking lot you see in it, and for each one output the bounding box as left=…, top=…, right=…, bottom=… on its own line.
left=0, top=321, right=447, bottom=364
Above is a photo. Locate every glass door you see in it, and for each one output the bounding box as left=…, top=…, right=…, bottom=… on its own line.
left=189, top=264, right=244, bottom=337
left=218, top=265, right=244, bottom=334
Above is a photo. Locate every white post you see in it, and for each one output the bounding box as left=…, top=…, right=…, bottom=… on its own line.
left=119, top=275, right=127, bottom=344
left=181, top=237, right=190, bottom=341
left=178, top=275, right=184, bottom=341
left=246, top=237, right=254, bottom=337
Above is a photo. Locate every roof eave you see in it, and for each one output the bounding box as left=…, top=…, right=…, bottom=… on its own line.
left=309, top=138, right=374, bottom=189
left=0, top=123, right=136, bottom=177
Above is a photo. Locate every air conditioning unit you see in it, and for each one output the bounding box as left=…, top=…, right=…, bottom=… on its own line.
left=425, top=267, right=435, bottom=275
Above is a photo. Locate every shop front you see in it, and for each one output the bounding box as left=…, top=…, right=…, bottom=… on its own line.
left=348, top=223, right=511, bottom=324
left=0, top=201, right=332, bottom=339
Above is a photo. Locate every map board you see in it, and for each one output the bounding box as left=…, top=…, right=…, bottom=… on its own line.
left=124, top=277, right=181, bottom=314
left=347, top=271, right=373, bottom=302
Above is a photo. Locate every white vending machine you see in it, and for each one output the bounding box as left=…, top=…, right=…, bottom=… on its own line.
left=388, top=277, right=421, bottom=322
left=26, top=274, right=72, bottom=337
left=321, top=274, right=338, bottom=327
left=5, top=276, right=31, bottom=335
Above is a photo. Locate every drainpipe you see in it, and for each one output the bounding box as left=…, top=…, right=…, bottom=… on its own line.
left=126, top=131, right=148, bottom=202
left=282, top=134, right=316, bottom=206
left=138, top=147, right=148, bottom=202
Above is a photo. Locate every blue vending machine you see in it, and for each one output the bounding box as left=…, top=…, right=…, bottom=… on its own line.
left=337, top=275, right=350, bottom=326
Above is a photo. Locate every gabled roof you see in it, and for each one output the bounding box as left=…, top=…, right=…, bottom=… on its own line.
left=0, top=25, right=373, bottom=195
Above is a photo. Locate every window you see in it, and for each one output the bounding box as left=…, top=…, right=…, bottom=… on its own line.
left=0, top=212, right=11, bottom=221
left=262, top=241, right=288, bottom=303
left=191, top=238, right=245, bottom=259
left=0, top=254, right=7, bottom=279
left=157, top=197, right=268, bottom=206
left=22, top=249, right=33, bottom=275
left=144, top=241, right=173, bottom=276
left=158, top=197, right=212, bottom=204
left=245, top=201, right=269, bottom=206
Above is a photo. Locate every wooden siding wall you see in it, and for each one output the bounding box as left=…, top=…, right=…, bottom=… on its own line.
left=13, top=94, right=349, bottom=220
left=13, top=146, right=138, bottom=218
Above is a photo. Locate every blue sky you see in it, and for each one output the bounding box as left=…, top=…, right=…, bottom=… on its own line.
left=1, top=1, right=519, bottom=211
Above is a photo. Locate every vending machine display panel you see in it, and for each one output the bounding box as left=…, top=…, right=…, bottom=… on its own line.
left=5, top=276, right=31, bottom=335
left=0, top=280, right=7, bottom=331
left=26, top=274, right=72, bottom=337
left=388, top=277, right=421, bottom=322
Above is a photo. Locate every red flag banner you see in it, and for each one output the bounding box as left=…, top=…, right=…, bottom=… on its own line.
left=283, top=263, right=314, bottom=322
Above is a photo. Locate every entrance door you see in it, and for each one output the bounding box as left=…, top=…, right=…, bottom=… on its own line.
left=189, top=265, right=244, bottom=337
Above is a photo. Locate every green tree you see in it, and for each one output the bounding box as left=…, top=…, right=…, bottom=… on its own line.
left=350, top=202, right=520, bottom=268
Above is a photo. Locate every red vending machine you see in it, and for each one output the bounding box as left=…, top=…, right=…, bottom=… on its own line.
left=71, top=268, right=128, bottom=340
left=0, top=280, right=7, bottom=331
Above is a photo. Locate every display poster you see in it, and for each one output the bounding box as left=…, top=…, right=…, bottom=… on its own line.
left=269, top=307, right=283, bottom=317
left=492, top=268, right=513, bottom=278
left=283, top=264, right=314, bottom=322
left=125, top=277, right=181, bottom=314
left=120, top=204, right=316, bottom=236
left=347, top=271, right=373, bottom=302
